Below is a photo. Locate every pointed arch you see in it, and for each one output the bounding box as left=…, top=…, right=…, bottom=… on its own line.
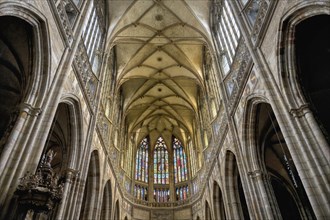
left=153, top=136, right=169, bottom=185
left=224, top=151, right=250, bottom=220
left=205, top=200, right=212, bottom=220
left=0, top=6, right=51, bottom=217
left=278, top=2, right=330, bottom=142
left=213, top=181, right=226, bottom=220
left=253, top=103, right=315, bottom=219
left=114, top=200, right=120, bottom=220
left=172, top=136, right=188, bottom=183
left=0, top=7, right=50, bottom=154
left=135, top=136, right=149, bottom=183
left=100, top=180, right=112, bottom=220
left=79, top=150, right=101, bottom=220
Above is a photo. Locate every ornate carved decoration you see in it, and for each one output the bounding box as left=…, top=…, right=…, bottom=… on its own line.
left=73, top=41, right=99, bottom=108
left=15, top=150, right=64, bottom=214
left=250, top=0, right=269, bottom=42
left=97, top=112, right=111, bottom=147
left=225, top=39, right=252, bottom=112
left=56, top=0, right=78, bottom=45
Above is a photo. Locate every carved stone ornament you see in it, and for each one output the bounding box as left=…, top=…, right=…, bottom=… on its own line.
left=15, top=150, right=64, bottom=213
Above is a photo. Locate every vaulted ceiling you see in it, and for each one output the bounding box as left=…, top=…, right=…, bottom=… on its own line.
left=108, top=0, right=213, bottom=146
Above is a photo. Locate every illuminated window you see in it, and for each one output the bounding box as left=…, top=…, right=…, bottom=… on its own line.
left=81, top=0, right=106, bottom=74
left=213, top=0, right=241, bottom=75
left=154, top=188, right=170, bottom=203
left=173, top=137, right=188, bottom=183
left=134, top=185, right=148, bottom=201
left=135, top=138, right=149, bottom=183
left=153, top=137, right=169, bottom=184
left=176, top=185, right=189, bottom=201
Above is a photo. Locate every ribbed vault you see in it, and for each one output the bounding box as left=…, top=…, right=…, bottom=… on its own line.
left=108, top=0, right=212, bottom=147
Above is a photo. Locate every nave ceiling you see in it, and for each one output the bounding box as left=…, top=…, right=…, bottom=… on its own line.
left=107, top=0, right=213, bottom=147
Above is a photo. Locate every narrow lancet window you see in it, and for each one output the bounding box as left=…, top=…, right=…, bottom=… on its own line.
left=154, top=137, right=169, bottom=184
left=173, top=137, right=188, bottom=183
left=135, top=137, right=149, bottom=183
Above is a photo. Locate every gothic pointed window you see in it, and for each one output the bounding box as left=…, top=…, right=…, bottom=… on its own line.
left=135, top=137, right=149, bottom=183
left=173, top=137, right=188, bottom=183
left=153, top=137, right=169, bottom=184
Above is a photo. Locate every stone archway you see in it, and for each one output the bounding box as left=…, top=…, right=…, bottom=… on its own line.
left=0, top=6, right=50, bottom=217
left=294, top=15, right=330, bottom=143
left=277, top=4, right=330, bottom=217
left=100, top=180, right=112, bottom=219
left=79, top=150, right=101, bottom=220
left=224, top=151, right=250, bottom=220
left=255, top=103, right=315, bottom=219
left=213, top=181, right=226, bottom=220
left=0, top=16, right=33, bottom=154
left=114, top=200, right=120, bottom=220
left=205, top=201, right=212, bottom=220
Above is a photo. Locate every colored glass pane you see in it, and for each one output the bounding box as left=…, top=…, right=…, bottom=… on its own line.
left=135, top=137, right=149, bottom=183
left=173, top=137, right=188, bottom=183
left=153, top=137, right=169, bottom=185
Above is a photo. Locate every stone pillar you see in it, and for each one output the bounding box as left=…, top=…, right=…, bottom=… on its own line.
left=247, top=169, right=280, bottom=220
left=228, top=1, right=330, bottom=218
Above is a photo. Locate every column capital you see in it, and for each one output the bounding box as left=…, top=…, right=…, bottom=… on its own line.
left=19, top=103, right=42, bottom=116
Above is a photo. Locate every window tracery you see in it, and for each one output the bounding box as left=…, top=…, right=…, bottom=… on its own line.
left=154, top=137, right=169, bottom=184
left=135, top=138, right=149, bottom=183
left=134, top=185, right=148, bottom=201
left=173, top=137, right=188, bottom=183
left=133, top=136, right=191, bottom=202
left=213, top=0, right=241, bottom=75
left=154, top=188, right=170, bottom=203
left=176, top=185, right=189, bottom=201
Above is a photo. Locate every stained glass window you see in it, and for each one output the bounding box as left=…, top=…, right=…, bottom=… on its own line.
left=173, top=137, right=188, bottom=183
left=176, top=185, right=189, bottom=201
left=154, top=188, right=170, bottom=202
left=135, top=137, right=149, bottom=183
left=134, top=184, right=148, bottom=201
left=153, top=137, right=169, bottom=184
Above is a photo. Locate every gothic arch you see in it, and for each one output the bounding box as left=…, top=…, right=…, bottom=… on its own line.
left=224, top=150, right=250, bottom=220
left=278, top=2, right=330, bottom=141
left=0, top=2, right=50, bottom=106
left=0, top=3, right=50, bottom=153
left=59, top=96, right=84, bottom=169
left=0, top=5, right=51, bottom=218
left=43, top=98, right=83, bottom=172
left=213, top=181, right=226, bottom=220
left=114, top=200, right=120, bottom=220
left=251, top=103, right=315, bottom=219
left=100, top=180, right=112, bottom=220
left=205, top=200, right=212, bottom=220
left=242, top=96, right=269, bottom=171
left=79, top=150, right=101, bottom=220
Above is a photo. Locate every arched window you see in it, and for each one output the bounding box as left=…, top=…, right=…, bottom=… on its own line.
left=153, top=137, right=169, bottom=184
left=173, top=137, right=188, bottom=183
left=135, top=138, right=149, bottom=183
left=133, top=136, right=192, bottom=203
